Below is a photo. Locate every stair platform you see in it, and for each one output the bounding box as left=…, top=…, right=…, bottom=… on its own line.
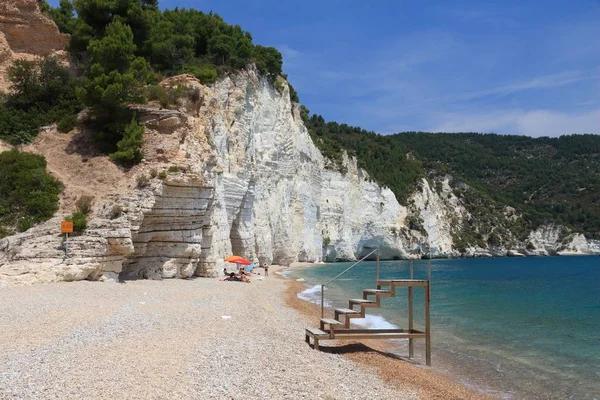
left=349, top=299, right=376, bottom=305
left=377, top=279, right=428, bottom=287
left=331, top=328, right=425, bottom=340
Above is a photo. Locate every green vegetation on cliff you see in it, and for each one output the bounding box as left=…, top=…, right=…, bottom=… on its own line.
left=392, top=132, right=600, bottom=238
left=0, top=57, right=82, bottom=145
left=300, top=109, right=600, bottom=240
left=301, top=108, right=423, bottom=204
left=0, top=150, right=62, bottom=237
left=2, top=0, right=287, bottom=165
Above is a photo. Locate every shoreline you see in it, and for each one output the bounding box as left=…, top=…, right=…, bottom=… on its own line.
left=283, top=258, right=600, bottom=400
left=280, top=271, right=495, bottom=400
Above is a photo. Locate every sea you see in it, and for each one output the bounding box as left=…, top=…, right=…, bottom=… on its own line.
left=288, top=256, right=600, bottom=399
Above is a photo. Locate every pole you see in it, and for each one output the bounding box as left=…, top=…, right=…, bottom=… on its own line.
left=376, top=248, right=380, bottom=282
left=65, top=232, right=69, bottom=258
left=425, top=281, right=431, bottom=366
left=320, top=285, right=324, bottom=318
left=426, top=257, right=432, bottom=366
left=408, top=285, right=414, bottom=358
left=408, top=259, right=414, bottom=357
left=427, top=258, right=431, bottom=280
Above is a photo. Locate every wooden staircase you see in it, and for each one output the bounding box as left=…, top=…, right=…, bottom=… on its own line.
left=304, top=252, right=432, bottom=366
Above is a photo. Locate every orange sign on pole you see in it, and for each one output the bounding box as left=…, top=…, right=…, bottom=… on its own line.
left=61, top=221, right=74, bottom=234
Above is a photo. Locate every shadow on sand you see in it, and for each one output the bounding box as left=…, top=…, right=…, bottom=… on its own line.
left=316, top=342, right=421, bottom=365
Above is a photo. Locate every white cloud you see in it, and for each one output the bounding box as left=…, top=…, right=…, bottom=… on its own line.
left=278, top=44, right=301, bottom=59
left=429, top=108, right=600, bottom=137
left=516, top=109, right=600, bottom=136
left=454, top=71, right=600, bottom=101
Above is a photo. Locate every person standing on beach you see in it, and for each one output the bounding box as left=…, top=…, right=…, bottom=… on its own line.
left=263, top=263, right=269, bottom=277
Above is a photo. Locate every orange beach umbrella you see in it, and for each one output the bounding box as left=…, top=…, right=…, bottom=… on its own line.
left=224, top=255, right=252, bottom=265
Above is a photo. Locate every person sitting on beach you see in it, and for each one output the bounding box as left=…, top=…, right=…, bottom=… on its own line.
left=220, top=272, right=242, bottom=282
left=238, top=270, right=251, bottom=283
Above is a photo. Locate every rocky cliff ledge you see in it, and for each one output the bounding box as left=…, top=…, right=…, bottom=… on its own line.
left=0, top=0, right=68, bottom=92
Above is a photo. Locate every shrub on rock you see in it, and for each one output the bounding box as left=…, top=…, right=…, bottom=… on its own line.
left=0, top=149, right=61, bottom=237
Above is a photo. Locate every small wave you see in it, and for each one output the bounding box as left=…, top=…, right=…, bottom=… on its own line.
left=275, top=269, right=291, bottom=277
left=297, top=284, right=330, bottom=306
left=353, top=314, right=399, bottom=330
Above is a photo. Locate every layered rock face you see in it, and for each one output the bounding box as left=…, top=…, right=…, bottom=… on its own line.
left=0, top=0, right=66, bottom=54
left=0, top=215, right=133, bottom=286
left=121, top=176, right=215, bottom=280
left=198, top=73, right=325, bottom=267
left=0, top=69, right=447, bottom=284
left=0, top=0, right=68, bottom=92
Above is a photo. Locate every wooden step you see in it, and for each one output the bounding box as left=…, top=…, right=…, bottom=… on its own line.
left=349, top=299, right=378, bottom=311
left=305, top=327, right=329, bottom=338
left=320, top=318, right=344, bottom=326
left=334, top=308, right=361, bottom=315
left=349, top=298, right=375, bottom=304
left=377, top=279, right=428, bottom=287
left=305, top=327, right=328, bottom=350
left=320, top=318, right=344, bottom=338
left=334, top=308, right=363, bottom=328
left=363, top=289, right=392, bottom=294
left=363, top=288, right=393, bottom=300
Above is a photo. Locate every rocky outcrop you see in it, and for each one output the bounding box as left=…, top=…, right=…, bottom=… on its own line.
left=525, top=225, right=600, bottom=256
left=0, top=0, right=68, bottom=92
left=0, top=214, right=133, bottom=286
left=121, top=175, right=216, bottom=280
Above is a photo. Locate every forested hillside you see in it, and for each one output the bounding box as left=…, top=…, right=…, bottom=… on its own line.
left=392, top=133, right=600, bottom=238
left=302, top=107, right=600, bottom=239
left=301, top=108, right=423, bottom=204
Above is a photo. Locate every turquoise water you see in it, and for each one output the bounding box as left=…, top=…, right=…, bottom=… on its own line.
left=290, top=256, right=600, bottom=399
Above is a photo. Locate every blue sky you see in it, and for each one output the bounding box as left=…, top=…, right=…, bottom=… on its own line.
left=50, top=0, right=600, bottom=137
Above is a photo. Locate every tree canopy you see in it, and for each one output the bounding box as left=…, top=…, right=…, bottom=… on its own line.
left=6, top=0, right=289, bottom=165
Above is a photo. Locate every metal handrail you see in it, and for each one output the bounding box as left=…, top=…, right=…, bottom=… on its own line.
left=320, top=248, right=379, bottom=317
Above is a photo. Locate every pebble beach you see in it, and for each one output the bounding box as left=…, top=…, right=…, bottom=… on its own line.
left=0, top=267, right=489, bottom=399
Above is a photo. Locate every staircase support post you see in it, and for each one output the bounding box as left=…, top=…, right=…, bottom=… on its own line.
left=408, top=286, right=414, bottom=358
left=425, top=281, right=431, bottom=366
left=376, top=248, right=380, bottom=281
left=320, top=285, right=324, bottom=318
left=408, top=260, right=414, bottom=358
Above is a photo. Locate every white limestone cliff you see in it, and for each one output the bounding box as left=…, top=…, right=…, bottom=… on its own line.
left=1, top=68, right=599, bottom=285
left=525, top=225, right=600, bottom=256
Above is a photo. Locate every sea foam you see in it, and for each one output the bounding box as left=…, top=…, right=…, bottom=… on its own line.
left=353, top=314, right=399, bottom=329
left=297, top=284, right=330, bottom=306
